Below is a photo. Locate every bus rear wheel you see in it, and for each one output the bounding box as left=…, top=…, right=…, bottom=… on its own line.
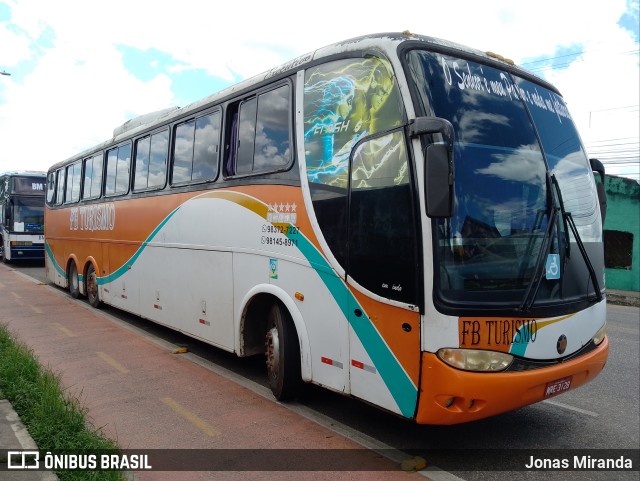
left=265, top=302, right=301, bottom=401
left=68, top=262, right=80, bottom=298
left=85, top=264, right=101, bottom=308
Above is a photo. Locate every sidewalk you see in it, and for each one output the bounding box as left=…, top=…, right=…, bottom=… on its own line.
left=0, top=265, right=421, bottom=481
left=0, top=400, right=57, bottom=481
left=607, top=288, right=640, bottom=308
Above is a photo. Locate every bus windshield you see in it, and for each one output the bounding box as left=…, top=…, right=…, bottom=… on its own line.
left=407, top=50, right=603, bottom=310
left=11, top=197, right=45, bottom=232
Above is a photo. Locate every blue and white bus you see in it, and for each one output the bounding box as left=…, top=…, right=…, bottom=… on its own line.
left=0, top=171, right=46, bottom=262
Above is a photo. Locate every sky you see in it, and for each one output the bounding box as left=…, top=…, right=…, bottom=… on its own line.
left=1, top=0, right=639, bottom=181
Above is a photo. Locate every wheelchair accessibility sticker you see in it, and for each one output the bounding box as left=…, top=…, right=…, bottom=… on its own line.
left=546, top=254, right=560, bottom=280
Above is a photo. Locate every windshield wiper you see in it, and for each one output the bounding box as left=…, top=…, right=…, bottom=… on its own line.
left=552, top=175, right=603, bottom=303
left=518, top=201, right=558, bottom=312
left=518, top=174, right=603, bottom=312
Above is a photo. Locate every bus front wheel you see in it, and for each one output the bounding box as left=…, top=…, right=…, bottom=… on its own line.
left=85, top=264, right=101, bottom=308
left=265, top=302, right=301, bottom=401
left=68, top=262, right=80, bottom=298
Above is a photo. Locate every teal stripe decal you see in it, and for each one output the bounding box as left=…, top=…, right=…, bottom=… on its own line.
left=98, top=207, right=180, bottom=285
left=45, top=241, right=66, bottom=278
left=288, top=231, right=417, bottom=418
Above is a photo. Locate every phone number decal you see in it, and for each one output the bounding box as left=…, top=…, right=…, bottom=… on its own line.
left=262, top=224, right=299, bottom=235
left=261, top=236, right=299, bottom=247
left=260, top=223, right=300, bottom=248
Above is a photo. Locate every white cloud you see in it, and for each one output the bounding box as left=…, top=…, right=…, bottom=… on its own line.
left=0, top=0, right=637, bottom=179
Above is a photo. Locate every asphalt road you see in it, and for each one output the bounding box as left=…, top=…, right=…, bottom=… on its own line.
left=8, top=261, right=640, bottom=480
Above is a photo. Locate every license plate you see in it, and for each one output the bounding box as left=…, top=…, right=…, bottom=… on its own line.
left=544, top=376, right=572, bottom=398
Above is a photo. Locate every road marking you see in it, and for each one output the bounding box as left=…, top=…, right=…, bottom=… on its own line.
left=182, top=351, right=465, bottom=480
left=39, top=277, right=458, bottom=477
left=0, top=282, right=5, bottom=288
left=52, top=322, right=76, bottom=337
left=11, top=291, right=21, bottom=298
left=542, top=399, right=599, bottom=417
left=160, top=397, right=220, bottom=437
left=96, top=351, right=129, bottom=374
left=30, top=305, right=44, bottom=314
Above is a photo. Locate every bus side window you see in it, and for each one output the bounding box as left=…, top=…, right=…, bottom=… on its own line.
left=105, top=144, right=131, bottom=196
left=90, top=153, right=103, bottom=198
left=82, top=153, right=104, bottom=200
left=46, top=171, right=56, bottom=205
left=172, top=112, right=219, bottom=185
left=225, top=110, right=239, bottom=176
left=55, top=168, right=65, bottom=205
left=136, top=130, right=169, bottom=190
left=225, top=83, right=291, bottom=177
left=65, top=162, right=81, bottom=204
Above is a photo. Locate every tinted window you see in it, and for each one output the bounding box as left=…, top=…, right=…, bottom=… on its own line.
left=134, top=136, right=151, bottom=190
left=136, top=130, right=169, bottom=190
left=83, top=157, right=94, bottom=199
left=148, top=130, right=169, bottom=188
left=193, top=113, right=220, bottom=181
left=349, top=131, right=417, bottom=304
left=105, top=148, right=118, bottom=195
left=229, top=84, right=291, bottom=176
left=303, top=58, right=404, bottom=271
left=82, top=154, right=103, bottom=199
left=115, top=144, right=131, bottom=194
left=65, top=162, right=81, bottom=203
left=90, top=153, right=103, bottom=198
left=254, top=87, right=290, bottom=171
left=46, top=172, right=56, bottom=204
left=235, top=99, right=257, bottom=175
left=173, top=120, right=195, bottom=184
left=55, top=169, right=65, bottom=205
left=172, top=113, right=219, bottom=184
left=106, top=144, right=131, bottom=196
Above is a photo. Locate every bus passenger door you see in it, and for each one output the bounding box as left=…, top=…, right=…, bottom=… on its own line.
left=346, top=131, right=421, bottom=418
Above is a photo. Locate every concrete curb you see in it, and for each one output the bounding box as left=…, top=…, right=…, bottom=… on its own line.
left=0, top=400, right=58, bottom=480
left=607, top=290, right=640, bottom=308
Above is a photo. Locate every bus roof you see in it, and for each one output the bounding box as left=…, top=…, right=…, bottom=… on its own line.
left=49, top=31, right=558, bottom=172
left=0, top=170, right=46, bottom=177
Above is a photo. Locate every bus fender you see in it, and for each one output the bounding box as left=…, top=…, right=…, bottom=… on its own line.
left=238, top=284, right=312, bottom=382
left=66, top=253, right=81, bottom=288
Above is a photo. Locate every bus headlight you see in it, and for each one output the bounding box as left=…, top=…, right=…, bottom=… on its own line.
left=437, top=348, right=513, bottom=372
left=592, top=323, right=606, bottom=345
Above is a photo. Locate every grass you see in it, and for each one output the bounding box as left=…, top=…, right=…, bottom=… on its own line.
left=0, top=323, right=127, bottom=481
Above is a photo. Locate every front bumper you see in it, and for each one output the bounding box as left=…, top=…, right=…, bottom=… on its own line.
left=415, top=336, right=609, bottom=424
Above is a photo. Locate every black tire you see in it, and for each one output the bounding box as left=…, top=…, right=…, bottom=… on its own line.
left=85, top=264, right=101, bottom=308
left=265, top=302, right=302, bottom=401
left=68, top=262, right=80, bottom=298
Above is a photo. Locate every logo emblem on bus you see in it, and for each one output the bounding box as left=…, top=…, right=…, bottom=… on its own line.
left=557, top=334, right=567, bottom=355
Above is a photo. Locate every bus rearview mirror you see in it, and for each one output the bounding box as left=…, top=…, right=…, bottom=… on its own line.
left=425, top=143, right=453, bottom=218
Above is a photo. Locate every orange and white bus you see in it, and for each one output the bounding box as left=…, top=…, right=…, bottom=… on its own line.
left=45, top=32, right=609, bottom=424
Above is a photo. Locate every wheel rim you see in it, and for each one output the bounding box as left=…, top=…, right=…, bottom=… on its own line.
left=87, top=269, right=98, bottom=301
left=265, top=326, right=280, bottom=380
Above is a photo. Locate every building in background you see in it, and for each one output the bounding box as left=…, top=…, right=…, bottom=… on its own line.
left=603, top=174, right=640, bottom=292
